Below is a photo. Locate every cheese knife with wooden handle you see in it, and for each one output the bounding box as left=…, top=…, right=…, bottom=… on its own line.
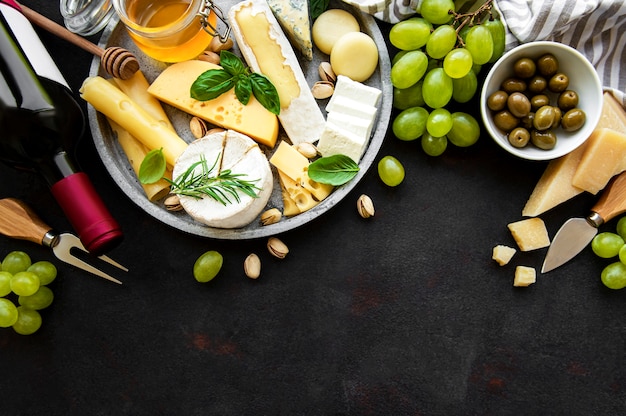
left=543, top=170, right=626, bottom=273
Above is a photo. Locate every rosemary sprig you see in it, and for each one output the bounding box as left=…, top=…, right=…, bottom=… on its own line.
left=166, top=154, right=261, bottom=206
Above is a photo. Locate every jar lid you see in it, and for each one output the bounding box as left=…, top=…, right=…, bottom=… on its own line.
left=60, top=0, right=116, bottom=36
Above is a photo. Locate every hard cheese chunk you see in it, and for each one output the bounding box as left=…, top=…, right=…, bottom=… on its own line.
left=514, top=266, right=536, bottom=287
left=172, top=130, right=273, bottom=228
left=147, top=60, right=279, bottom=148
left=266, top=0, right=312, bottom=60
left=507, top=218, right=550, bottom=252
left=522, top=92, right=626, bottom=216
left=571, top=127, right=626, bottom=194
left=492, top=245, right=516, bottom=266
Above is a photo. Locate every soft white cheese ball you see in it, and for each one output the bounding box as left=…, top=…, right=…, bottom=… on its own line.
left=330, top=32, right=379, bottom=82
left=312, top=9, right=360, bottom=55
left=172, top=130, right=273, bottom=228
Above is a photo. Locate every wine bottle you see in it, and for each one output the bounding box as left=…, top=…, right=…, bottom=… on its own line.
left=0, top=0, right=123, bottom=255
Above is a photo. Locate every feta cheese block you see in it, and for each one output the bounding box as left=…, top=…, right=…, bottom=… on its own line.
left=147, top=60, right=279, bottom=148
left=229, top=0, right=326, bottom=145
left=266, top=0, right=312, bottom=60
left=172, top=130, right=273, bottom=228
left=325, top=95, right=378, bottom=120
left=327, top=75, right=382, bottom=109
left=316, top=123, right=367, bottom=163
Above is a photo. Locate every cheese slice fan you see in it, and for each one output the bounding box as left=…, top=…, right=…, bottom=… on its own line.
left=542, top=171, right=626, bottom=273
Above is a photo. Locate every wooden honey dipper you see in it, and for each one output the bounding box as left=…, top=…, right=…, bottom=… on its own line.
left=18, top=3, right=139, bottom=80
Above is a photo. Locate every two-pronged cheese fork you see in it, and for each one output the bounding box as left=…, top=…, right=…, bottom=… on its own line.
left=0, top=198, right=127, bottom=284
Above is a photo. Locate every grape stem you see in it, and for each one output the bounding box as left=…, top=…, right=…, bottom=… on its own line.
left=450, top=0, right=495, bottom=47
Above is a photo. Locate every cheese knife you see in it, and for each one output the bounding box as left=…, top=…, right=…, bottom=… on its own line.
left=542, top=170, right=626, bottom=273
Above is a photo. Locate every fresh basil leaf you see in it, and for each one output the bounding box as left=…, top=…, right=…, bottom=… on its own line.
left=308, top=154, right=359, bottom=186
left=309, top=0, right=330, bottom=20
left=235, top=74, right=252, bottom=105
left=249, top=72, right=281, bottom=115
left=220, top=50, right=246, bottom=76
left=190, top=69, right=235, bottom=101
left=139, top=148, right=167, bottom=184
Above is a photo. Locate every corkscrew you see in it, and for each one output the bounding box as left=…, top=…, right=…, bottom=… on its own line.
left=17, top=2, right=140, bottom=80
left=0, top=198, right=127, bottom=285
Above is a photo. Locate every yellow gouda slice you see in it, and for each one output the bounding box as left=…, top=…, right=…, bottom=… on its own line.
left=571, top=128, right=626, bottom=194
left=269, top=141, right=308, bottom=181
left=147, top=60, right=279, bottom=148
left=277, top=170, right=319, bottom=213
left=523, top=92, right=626, bottom=216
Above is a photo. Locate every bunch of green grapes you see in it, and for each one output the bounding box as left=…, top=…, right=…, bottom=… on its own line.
left=590, top=217, right=626, bottom=290
left=388, top=0, right=505, bottom=156
left=0, top=251, right=57, bottom=335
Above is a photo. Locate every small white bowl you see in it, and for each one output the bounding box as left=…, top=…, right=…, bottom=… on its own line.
left=480, top=41, right=603, bottom=161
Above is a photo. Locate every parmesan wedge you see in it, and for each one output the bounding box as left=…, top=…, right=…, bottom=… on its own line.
left=507, top=218, right=550, bottom=252
left=229, top=0, right=326, bottom=145
left=172, top=130, right=273, bottom=228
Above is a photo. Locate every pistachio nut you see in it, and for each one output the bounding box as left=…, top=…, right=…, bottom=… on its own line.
left=209, top=36, right=234, bottom=53
left=267, top=237, right=289, bottom=259
left=311, top=81, right=334, bottom=100
left=295, top=142, right=319, bottom=159
left=318, top=62, right=336, bottom=84
left=164, top=195, right=183, bottom=212
left=197, top=50, right=220, bottom=65
left=244, top=253, right=261, bottom=279
left=356, top=194, right=375, bottom=218
left=189, top=116, right=209, bottom=139
left=260, top=208, right=282, bottom=226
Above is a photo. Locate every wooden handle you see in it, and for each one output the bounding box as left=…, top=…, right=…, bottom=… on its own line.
left=591, top=171, right=626, bottom=222
left=18, top=2, right=104, bottom=57
left=0, top=198, right=52, bottom=245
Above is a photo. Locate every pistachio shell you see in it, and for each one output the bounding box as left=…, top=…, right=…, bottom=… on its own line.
left=244, top=253, right=261, bottom=279
left=260, top=208, right=282, bottom=226
left=197, top=50, right=220, bottom=65
left=356, top=194, right=375, bottom=218
left=189, top=116, right=209, bottom=139
left=311, top=81, right=334, bottom=100
left=164, top=195, right=183, bottom=211
left=295, top=142, right=319, bottom=159
left=209, top=36, right=234, bottom=53
left=318, top=62, right=336, bottom=83
left=267, top=237, right=289, bottom=259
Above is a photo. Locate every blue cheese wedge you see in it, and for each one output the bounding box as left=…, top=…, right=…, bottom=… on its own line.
left=172, top=130, right=273, bottom=228
left=266, top=0, right=313, bottom=60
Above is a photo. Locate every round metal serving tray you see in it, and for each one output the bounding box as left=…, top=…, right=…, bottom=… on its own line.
left=88, top=0, right=392, bottom=240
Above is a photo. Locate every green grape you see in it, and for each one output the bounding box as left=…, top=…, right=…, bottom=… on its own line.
left=10, top=271, right=40, bottom=296
left=422, top=68, right=453, bottom=109
left=193, top=250, right=223, bottom=283
left=483, top=19, right=506, bottom=63
left=389, top=17, right=432, bottom=50
left=392, top=50, right=409, bottom=66
left=419, top=0, right=454, bottom=24
left=12, top=307, right=42, bottom=335
left=443, top=48, right=473, bottom=79
left=592, top=232, right=625, bottom=258
left=392, top=106, right=429, bottom=141
left=619, top=244, right=626, bottom=264
left=0, top=298, right=18, bottom=328
left=0, top=271, right=12, bottom=297
left=378, top=156, right=405, bottom=187
left=426, top=108, right=453, bottom=137
left=421, top=133, right=448, bottom=157
left=426, top=24, right=457, bottom=59
left=452, top=70, right=478, bottom=103
left=19, top=286, right=54, bottom=310
left=390, top=50, right=428, bottom=89
left=393, top=81, right=425, bottom=110
left=2, top=251, right=31, bottom=274
left=465, top=25, right=494, bottom=65
left=447, top=112, right=480, bottom=147
left=616, top=216, right=626, bottom=240
left=27, top=261, right=57, bottom=286
left=601, top=262, right=626, bottom=290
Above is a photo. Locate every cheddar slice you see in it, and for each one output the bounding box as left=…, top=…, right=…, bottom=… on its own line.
left=507, top=218, right=550, bottom=252
left=522, top=92, right=626, bottom=216
left=147, top=60, right=279, bottom=148
left=229, top=0, right=326, bottom=145
left=571, top=127, right=626, bottom=194
left=266, top=0, right=313, bottom=60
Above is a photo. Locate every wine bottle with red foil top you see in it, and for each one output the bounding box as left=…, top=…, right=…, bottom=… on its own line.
left=0, top=0, right=123, bottom=255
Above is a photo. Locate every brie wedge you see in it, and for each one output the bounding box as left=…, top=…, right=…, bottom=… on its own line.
left=172, top=130, right=273, bottom=228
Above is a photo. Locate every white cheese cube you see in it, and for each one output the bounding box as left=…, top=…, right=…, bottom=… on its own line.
left=325, top=95, right=378, bottom=121
left=327, top=75, right=382, bottom=108
left=316, top=123, right=366, bottom=163
left=326, top=112, right=374, bottom=140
